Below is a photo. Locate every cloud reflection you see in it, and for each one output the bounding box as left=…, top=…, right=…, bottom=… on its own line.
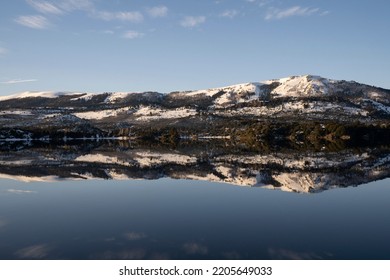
left=6, top=189, right=37, bottom=194
left=15, top=244, right=51, bottom=259
left=0, top=218, right=7, bottom=228
left=124, top=231, right=147, bottom=241
left=182, top=242, right=208, bottom=255
left=91, top=248, right=147, bottom=260
left=268, top=248, right=332, bottom=260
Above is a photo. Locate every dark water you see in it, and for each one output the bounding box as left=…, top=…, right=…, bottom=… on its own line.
left=0, top=177, right=389, bottom=260
left=0, top=141, right=389, bottom=259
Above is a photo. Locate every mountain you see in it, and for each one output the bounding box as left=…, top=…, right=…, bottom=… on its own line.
left=0, top=141, right=389, bottom=193
left=0, top=75, right=389, bottom=142
left=1, top=75, right=389, bottom=192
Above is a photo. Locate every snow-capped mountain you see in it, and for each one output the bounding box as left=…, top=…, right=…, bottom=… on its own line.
left=1, top=75, right=389, bottom=192
left=0, top=142, right=389, bottom=193
left=0, top=75, right=389, bottom=141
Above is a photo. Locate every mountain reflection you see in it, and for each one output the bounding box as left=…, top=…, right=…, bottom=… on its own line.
left=0, top=140, right=389, bottom=193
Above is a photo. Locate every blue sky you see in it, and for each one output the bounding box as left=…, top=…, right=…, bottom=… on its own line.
left=0, top=0, right=389, bottom=96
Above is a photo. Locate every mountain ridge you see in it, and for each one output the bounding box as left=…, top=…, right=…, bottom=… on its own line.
left=1, top=74, right=389, bottom=101
left=0, top=75, right=389, bottom=143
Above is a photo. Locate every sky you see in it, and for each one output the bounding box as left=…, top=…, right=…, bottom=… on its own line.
left=0, top=0, right=389, bottom=96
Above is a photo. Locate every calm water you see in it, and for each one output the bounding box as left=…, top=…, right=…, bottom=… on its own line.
left=0, top=141, right=389, bottom=259
left=0, top=177, right=389, bottom=260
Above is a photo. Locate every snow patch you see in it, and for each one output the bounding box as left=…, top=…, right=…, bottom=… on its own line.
left=0, top=91, right=85, bottom=101
left=134, top=106, right=197, bottom=121
left=0, top=173, right=61, bottom=183
left=75, top=154, right=132, bottom=166
left=70, top=93, right=96, bottom=101
left=134, top=151, right=197, bottom=167
left=74, top=106, right=132, bottom=120
left=105, top=92, right=130, bottom=103
left=262, top=75, right=335, bottom=97
left=0, top=110, right=32, bottom=116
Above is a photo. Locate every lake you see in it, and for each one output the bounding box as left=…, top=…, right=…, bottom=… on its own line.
left=0, top=141, right=389, bottom=259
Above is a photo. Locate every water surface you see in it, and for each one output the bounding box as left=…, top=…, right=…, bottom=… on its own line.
left=0, top=141, right=389, bottom=259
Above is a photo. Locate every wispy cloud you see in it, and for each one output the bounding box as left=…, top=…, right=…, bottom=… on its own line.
left=147, top=6, right=168, bottom=18
left=59, top=0, right=93, bottom=12
left=182, top=242, right=208, bottom=255
left=220, top=10, right=238, bottom=19
left=0, top=218, right=7, bottom=228
left=124, top=231, right=147, bottom=241
left=0, top=47, right=7, bottom=55
left=103, top=30, right=114, bottom=35
left=91, top=248, right=147, bottom=260
left=265, top=6, right=321, bottom=20
left=320, top=11, right=330, bottom=16
left=268, top=248, right=330, bottom=260
left=94, top=11, right=144, bottom=22
left=26, top=0, right=63, bottom=14
left=6, top=189, right=37, bottom=194
left=15, top=15, right=50, bottom=29
left=258, top=0, right=273, bottom=7
left=1, top=79, right=37, bottom=84
left=246, top=0, right=273, bottom=7
left=180, top=16, right=206, bottom=28
left=122, top=30, right=144, bottom=39
left=15, top=244, right=51, bottom=259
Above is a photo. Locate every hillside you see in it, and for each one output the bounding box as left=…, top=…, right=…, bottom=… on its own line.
left=0, top=75, right=389, bottom=142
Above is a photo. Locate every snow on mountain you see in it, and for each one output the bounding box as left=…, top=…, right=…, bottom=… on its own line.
left=104, top=92, right=131, bottom=103
left=183, top=82, right=261, bottom=97
left=74, top=106, right=132, bottom=120
left=75, top=153, right=133, bottom=167
left=171, top=82, right=263, bottom=107
left=69, top=93, right=96, bottom=101
left=363, top=99, right=390, bottom=114
left=0, top=75, right=388, bottom=130
left=0, top=91, right=85, bottom=101
left=0, top=110, right=32, bottom=116
left=0, top=91, right=57, bottom=101
left=262, top=75, right=333, bottom=96
left=1, top=75, right=388, bottom=106
left=0, top=173, right=61, bottom=183
left=134, top=106, right=197, bottom=121
left=262, top=75, right=389, bottom=102
left=133, top=151, right=197, bottom=167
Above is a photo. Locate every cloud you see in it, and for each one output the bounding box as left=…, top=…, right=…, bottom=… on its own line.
left=1, top=79, right=37, bottom=84
left=258, top=0, right=273, bottom=7
left=182, top=242, right=208, bottom=255
left=0, top=47, right=6, bottom=55
left=320, top=11, right=330, bottom=16
left=103, top=30, right=114, bottom=35
left=0, top=218, right=7, bottom=228
left=268, top=248, right=332, bottom=260
left=220, top=10, right=238, bottom=18
left=180, top=16, right=206, bottom=28
left=59, top=0, right=93, bottom=12
left=15, top=15, right=50, bottom=29
left=246, top=0, right=273, bottom=7
left=15, top=244, right=51, bottom=259
left=265, top=6, right=320, bottom=20
left=122, top=30, right=144, bottom=39
left=147, top=6, right=168, bottom=18
left=94, top=11, right=143, bottom=22
left=91, top=249, right=147, bottom=260
left=26, top=0, right=63, bottom=14
left=124, top=231, right=147, bottom=241
left=6, top=189, right=37, bottom=194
